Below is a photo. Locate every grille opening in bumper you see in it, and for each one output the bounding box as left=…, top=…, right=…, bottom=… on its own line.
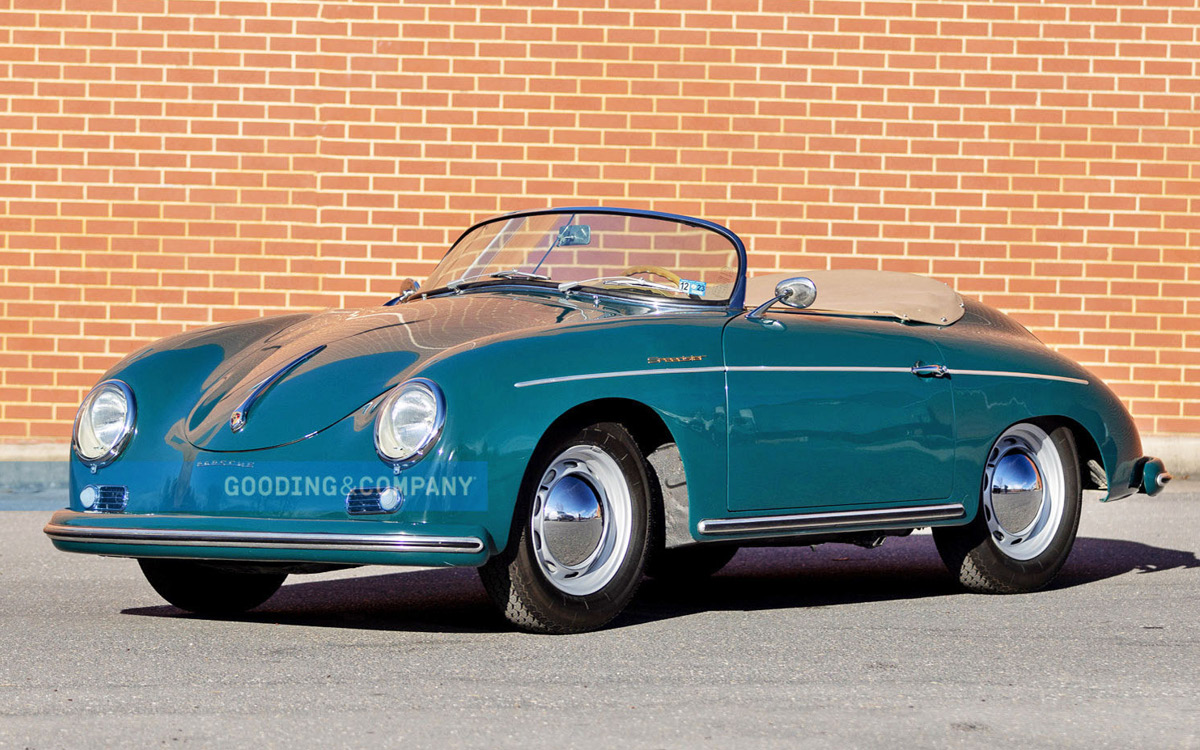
left=81, top=485, right=128, bottom=514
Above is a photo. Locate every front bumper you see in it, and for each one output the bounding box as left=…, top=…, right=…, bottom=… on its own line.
left=44, top=510, right=491, bottom=568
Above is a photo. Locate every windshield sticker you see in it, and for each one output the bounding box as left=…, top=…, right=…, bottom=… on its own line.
left=678, top=278, right=707, bottom=295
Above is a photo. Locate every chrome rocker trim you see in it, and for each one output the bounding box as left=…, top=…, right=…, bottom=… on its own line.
left=44, top=522, right=485, bottom=555
left=697, top=503, right=966, bottom=537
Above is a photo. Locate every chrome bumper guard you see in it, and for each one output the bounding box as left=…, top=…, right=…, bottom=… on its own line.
left=1136, top=456, right=1172, bottom=497
left=44, top=521, right=485, bottom=555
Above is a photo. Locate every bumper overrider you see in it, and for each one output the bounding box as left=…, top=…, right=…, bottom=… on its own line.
left=43, top=510, right=491, bottom=568
left=1136, top=456, right=1172, bottom=497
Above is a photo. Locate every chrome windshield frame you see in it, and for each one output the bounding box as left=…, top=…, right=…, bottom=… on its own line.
left=419, top=207, right=749, bottom=310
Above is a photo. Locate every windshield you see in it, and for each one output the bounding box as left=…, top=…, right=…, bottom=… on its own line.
left=423, top=211, right=741, bottom=304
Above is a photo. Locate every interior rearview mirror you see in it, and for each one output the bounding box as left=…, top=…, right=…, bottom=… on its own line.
left=557, top=224, right=591, bottom=246
left=776, top=277, right=817, bottom=309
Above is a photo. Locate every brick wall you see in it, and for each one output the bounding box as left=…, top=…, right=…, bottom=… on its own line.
left=1, top=0, right=1197, bottom=442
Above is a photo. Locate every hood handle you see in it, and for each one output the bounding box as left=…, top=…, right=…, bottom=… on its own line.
left=229, top=345, right=327, bottom=433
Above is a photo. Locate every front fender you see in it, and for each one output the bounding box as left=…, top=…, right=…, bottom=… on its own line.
left=415, top=312, right=731, bottom=551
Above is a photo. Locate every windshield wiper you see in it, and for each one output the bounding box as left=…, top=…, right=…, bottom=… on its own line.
left=557, top=276, right=694, bottom=297
left=439, top=271, right=696, bottom=300
left=490, top=270, right=550, bottom=281
left=447, top=270, right=551, bottom=290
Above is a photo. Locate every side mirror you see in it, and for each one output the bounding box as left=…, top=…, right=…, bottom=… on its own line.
left=776, top=277, right=817, bottom=309
left=384, top=278, right=420, bottom=306
left=746, top=276, right=817, bottom=322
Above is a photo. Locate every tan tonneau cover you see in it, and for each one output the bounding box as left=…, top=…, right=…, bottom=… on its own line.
left=745, top=270, right=965, bottom=325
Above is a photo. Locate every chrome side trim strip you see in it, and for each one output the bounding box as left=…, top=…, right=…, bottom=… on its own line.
left=947, top=369, right=1088, bottom=386
left=44, top=522, right=485, bottom=555
left=515, top=365, right=1086, bottom=388
left=697, top=503, right=966, bottom=537
left=726, top=365, right=913, bottom=375
left=514, top=366, right=724, bottom=388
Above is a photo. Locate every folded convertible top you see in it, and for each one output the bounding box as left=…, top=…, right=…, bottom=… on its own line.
left=744, top=270, right=965, bottom=325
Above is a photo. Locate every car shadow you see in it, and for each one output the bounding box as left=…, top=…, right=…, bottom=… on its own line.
left=121, top=535, right=1199, bottom=633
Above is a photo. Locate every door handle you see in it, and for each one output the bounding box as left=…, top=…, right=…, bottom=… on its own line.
left=911, top=363, right=948, bottom=378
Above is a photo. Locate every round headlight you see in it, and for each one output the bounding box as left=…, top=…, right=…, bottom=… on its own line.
left=374, top=378, right=445, bottom=464
left=73, top=380, right=135, bottom=466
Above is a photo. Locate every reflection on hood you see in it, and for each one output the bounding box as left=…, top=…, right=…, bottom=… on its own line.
left=183, top=293, right=611, bottom=451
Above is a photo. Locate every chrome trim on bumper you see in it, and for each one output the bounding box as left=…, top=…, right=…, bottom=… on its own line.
left=44, top=521, right=485, bottom=555
left=697, top=503, right=966, bottom=537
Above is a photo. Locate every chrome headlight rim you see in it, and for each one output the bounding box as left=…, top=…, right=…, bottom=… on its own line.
left=72, top=379, right=136, bottom=469
left=373, top=377, right=446, bottom=467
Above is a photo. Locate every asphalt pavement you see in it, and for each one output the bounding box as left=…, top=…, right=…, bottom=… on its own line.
left=1, top=484, right=1197, bottom=749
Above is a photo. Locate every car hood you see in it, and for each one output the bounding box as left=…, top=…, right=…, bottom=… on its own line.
left=184, top=293, right=605, bottom=451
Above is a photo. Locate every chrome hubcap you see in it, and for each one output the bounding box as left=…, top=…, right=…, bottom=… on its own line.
left=989, top=452, right=1044, bottom=534
left=541, top=474, right=605, bottom=567
left=531, top=444, right=632, bottom=596
left=982, top=424, right=1064, bottom=561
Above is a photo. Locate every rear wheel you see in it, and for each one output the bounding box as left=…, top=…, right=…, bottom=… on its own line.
left=139, top=559, right=287, bottom=615
left=479, top=422, right=652, bottom=634
left=934, top=422, right=1081, bottom=593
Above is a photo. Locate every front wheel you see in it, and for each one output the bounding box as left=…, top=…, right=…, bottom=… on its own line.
left=934, top=422, right=1082, bottom=594
left=479, top=422, right=653, bottom=634
left=139, top=559, right=287, bottom=615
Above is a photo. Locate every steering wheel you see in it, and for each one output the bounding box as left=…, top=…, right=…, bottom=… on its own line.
left=620, top=265, right=682, bottom=286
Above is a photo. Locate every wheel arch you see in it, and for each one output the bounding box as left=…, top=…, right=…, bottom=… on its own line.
left=495, top=398, right=682, bottom=559
left=1019, top=415, right=1105, bottom=491
left=537, top=397, right=676, bottom=458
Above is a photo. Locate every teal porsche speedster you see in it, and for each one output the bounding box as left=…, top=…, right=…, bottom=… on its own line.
left=46, top=207, right=1172, bottom=633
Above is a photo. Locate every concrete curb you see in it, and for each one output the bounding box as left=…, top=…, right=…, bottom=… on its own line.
left=0, top=444, right=70, bottom=492
left=0, top=461, right=68, bottom=492
left=1143, top=435, right=1200, bottom=479
left=0, top=443, right=69, bottom=462
left=0, top=436, right=1195, bottom=493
